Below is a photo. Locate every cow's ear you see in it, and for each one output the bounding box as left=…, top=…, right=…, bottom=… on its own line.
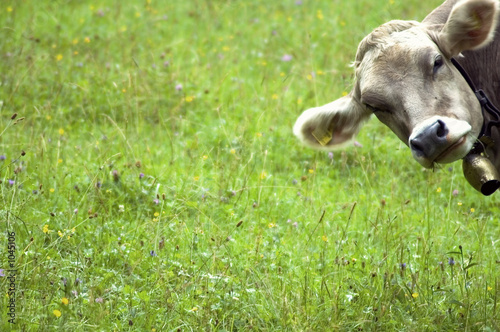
left=438, top=0, right=499, bottom=57
left=293, top=94, right=371, bottom=150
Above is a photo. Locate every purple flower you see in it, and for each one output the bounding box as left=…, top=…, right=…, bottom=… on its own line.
left=448, top=257, right=455, bottom=266
left=287, top=219, right=292, bottom=223
left=328, top=152, right=333, bottom=160
left=292, top=222, right=298, bottom=228
left=95, top=297, right=104, bottom=303
left=295, top=0, right=303, bottom=5
left=153, top=199, right=159, bottom=205
left=0, top=155, right=6, bottom=160
left=281, top=54, right=293, bottom=62
left=175, top=84, right=183, bottom=91
left=32, top=190, right=38, bottom=194
left=354, top=141, right=363, bottom=148
left=150, top=250, right=157, bottom=257
left=8, top=180, right=14, bottom=186
left=74, top=209, right=78, bottom=214
left=400, top=263, right=407, bottom=269
left=292, top=179, right=298, bottom=185
left=0, top=269, right=4, bottom=277
left=452, top=189, right=459, bottom=196
left=139, top=173, right=144, bottom=179
left=96, top=181, right=102, bottom=188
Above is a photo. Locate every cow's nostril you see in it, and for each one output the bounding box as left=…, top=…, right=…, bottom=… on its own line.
left=410, top=138, right=424, bottom=153
left=436, top=119, right=447, bottom=138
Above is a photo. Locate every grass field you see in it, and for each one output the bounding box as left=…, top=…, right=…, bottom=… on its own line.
left=1, top=0, right=499, bottom=330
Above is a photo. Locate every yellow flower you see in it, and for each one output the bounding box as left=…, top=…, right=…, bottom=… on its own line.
left=317, top=10, right=324, bottom=20
left=308, top=169, right=314, bottom=174
left=470, top=208, right=475, bottom=213
left=46, top=115, right=52, bottom=120
left=190, top=307, right=198, bottom=312
left=71, top=228, right=76, bottom=233
left=56, top=54, right=63, bottom=61
left=412, top=293, right=418, bottom=298
left=297, top=98, right=303, bottom=105
left=61, top=297, right=69, bottom=305
left=436, top=187, right=442, bottom=193
left=185, top=96, right=194, bottom=102
left=73, top=51, right=78, bottom=55
left=202, top=155, right=208, bottom=160
left=260, top=171, right=267, bottom=180
left=272, top=94, right=278, bottom=100
left=340, top=21, right=346, bottom=27
left=59, top=128, right=64, bottom=135
left=342, top=91, right=348, bottom=97
left=268, top=223, right=276, bottom=228
left=287, top=16, right=292, bottom=22
left=84, top=37, right=90, bottom=43
left=135, top=12, right=141, bottom=18
left=316, top=70, right=324, bottom=75
left=122, top=89, right=126, bottom=93
left=256, top=132, right=262, bottom=137
left=230, top=148, right=236, bottom=154
left=121, top=26, right=127, bottom=32
left=488, top=286, right=493, bottom=291
left=43, top=225, right=50, bottom=234
left=261, top=61, right=267, bottom=66
left=307, top=74, right=313, bottom=80
left=72, top=38, right=79, bottom=45
left=7, top=6, right=13, bottom=12
left=193, top=176, right=200, bottom=181
left=280, top=72, right=285, bottom=77
left=58, top=159, right=63, bottom=164
left=222, top=46, right=230, bottom=52
left=53, top=309, right=62, bottom=318
left=50, top=188, right=55, bottom=193
left=154, top=212, right=160, bottom=217
left=458, top=202, right=463, bottom=206
left=58, top=230, right=63, bottom=238
left=321, top=235, right=328, bottom=242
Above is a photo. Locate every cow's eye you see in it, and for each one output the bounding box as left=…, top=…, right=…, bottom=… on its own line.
left=366, top=104, right=382, bottom=113
left=433, top=54, right=443, bottom=74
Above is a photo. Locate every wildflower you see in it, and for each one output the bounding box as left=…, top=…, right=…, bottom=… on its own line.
left=84, top=37, right=90, bottom=43
left=8, top=180, right=14, bottom=186
left=7, top=6, right=13, bottom=12
left=58, top=159, right=63, bottom=163
left=317, top=10, right=324, bottom=20
left=452, top=189, right=459, bottom=196
left=292, top=222, right=298, bottom=228
left=154, top=212, right=160, bottom=217
left=58, top=230, right=63, bottom=238
left=272, top=94, right=278, bottom=100
left=139, top=173, right=144, bottom=179
left=61, top=297, right=69, bottom=305
left=0, top=269, right=5, bottom=277
left=457, top=202, right=462, bottom=206
left=53, top=309, right=62, bottom=318
left=56, top=54, right=63, bottom=61
left=470, top=208, right=475, bottom=213
left=112, top=170, right=119, bottom=182
left=297, top=98, right=302, bottom=105
left=175, top=84, right=183, bottom=91
left=400, top=263, right=407, bottom=270
left=268, top=223, right=276, bottom=228
left=260, top=171, right=267, bottom=179
left=354, top=141, right=363, bottom=148
left=308, top=169, right=314, bottom=174
left=74, top=208, right=78, bottom=214
left=193, top=176, right=200, bottom=181
left=321, top=235, right=328, bottom=242
left=328, top=152, right=333, bottom=160
left=190, top=307, right=198, bottom=312
left=71, top=228, right=76, bottom=233
left=118, top=205, right=125, bottom=212
left=95, top=297, right=104, bottom=303
left=96, top=181, right=102, bottom=188
left=488, top=286, right=493, bottom=291
left=222, top=46, right=230, bottom=52
left=0, top=155, right=5, bottom=160
left=295, top=0, right=302, bottom=4
left=281, top=54, right=292, bottom=62
left=153, top=199, right=159, bottom=204
left=185, top=96, right=194, bottom=102
left=33, top=190, right=38, bottom=194
left=59, top=128, right=64, bottom=135
left=292, top=179, right=298, bottom=185
left=43, top=225, right=50, bottom=234
left=230, top=148, right=236, bottom=154
left=150, top=250, right=157, bottom=257
left=448, top=257, right=455, bottom=266
left=202, top=155, right=208, bottom=160
left=412, top=293, right=418, bottom=298
left=256, top=132, right=263, bottom=137
left=436, top=187, right=442, bottom=193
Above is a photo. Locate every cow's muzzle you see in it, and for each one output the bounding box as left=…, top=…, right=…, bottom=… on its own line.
left=409, top=116, right=472, bottom=168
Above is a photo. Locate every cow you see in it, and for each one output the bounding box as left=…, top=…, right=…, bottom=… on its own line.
left=293, top=0, right=500, bottom=195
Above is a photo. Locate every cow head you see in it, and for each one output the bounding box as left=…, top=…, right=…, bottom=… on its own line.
left=294, top=0, right=499, bottom=169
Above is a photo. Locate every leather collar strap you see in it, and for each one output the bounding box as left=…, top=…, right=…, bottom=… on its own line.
left=450, top=57, right=500, bottom=143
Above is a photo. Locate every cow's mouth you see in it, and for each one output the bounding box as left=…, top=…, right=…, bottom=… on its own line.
left=434, top=135, right=468, bottom=164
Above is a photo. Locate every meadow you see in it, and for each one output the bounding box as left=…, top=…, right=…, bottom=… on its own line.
left=1, top=0, right=499, bottom=330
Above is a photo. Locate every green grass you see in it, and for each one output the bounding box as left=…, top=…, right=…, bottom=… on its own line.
left=1, top=0, right=499, bottom=330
